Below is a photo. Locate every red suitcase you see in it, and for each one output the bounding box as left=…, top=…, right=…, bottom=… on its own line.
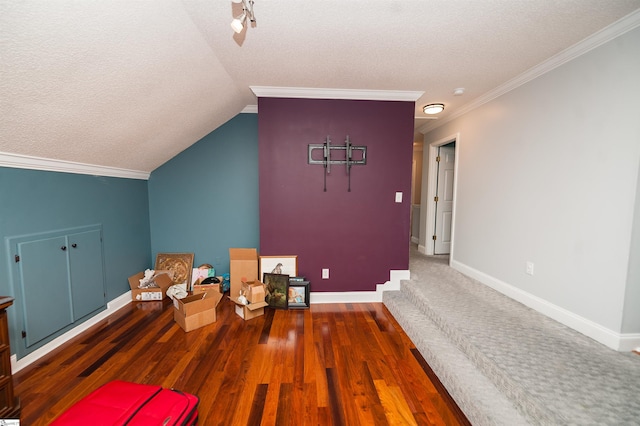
left=50, top=380, right=198, bottom=425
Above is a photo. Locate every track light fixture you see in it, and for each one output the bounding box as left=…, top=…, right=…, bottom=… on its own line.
left=231, top=0, right=256, bottom=34
left=423, top=103, right=445, bottom=115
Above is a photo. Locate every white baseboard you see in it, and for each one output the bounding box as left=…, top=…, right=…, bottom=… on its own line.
left=451, top=260, right=638, bottom=352
left=618, top=334, right=640, bottom=352
left=310, top=269, right=409, bottom=304
left=11, top=291, right=132, bottom=373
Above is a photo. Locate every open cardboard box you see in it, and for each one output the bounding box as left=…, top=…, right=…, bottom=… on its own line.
left=128, top=270, right=174, bottom=302
left=232, top=300, right=268, bottom=320
left=230, top=279, right=268, bottom=320
left=173, top=290, right=224, bottom=332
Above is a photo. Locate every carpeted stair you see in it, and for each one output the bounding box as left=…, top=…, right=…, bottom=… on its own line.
left=383, top=252, right=640, bottom=425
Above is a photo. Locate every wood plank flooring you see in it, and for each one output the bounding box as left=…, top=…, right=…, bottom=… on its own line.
left=13, top=297, right=470, bottom=425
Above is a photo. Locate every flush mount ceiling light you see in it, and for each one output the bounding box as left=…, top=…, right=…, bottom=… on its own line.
left=423, top=103, right=445, bottom=115
left=231, top=0, right=256, bottom=34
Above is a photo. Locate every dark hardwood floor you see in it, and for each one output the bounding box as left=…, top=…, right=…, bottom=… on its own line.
left=14, top=296, right=469, bottom=425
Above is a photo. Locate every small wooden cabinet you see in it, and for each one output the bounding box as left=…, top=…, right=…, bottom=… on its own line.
left=0, top=297, right=20, bottom=419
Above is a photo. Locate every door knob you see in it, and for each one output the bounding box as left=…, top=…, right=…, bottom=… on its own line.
left=61, top=246, right=67, bottom=251
left=72, top=243, right=77, bottom=248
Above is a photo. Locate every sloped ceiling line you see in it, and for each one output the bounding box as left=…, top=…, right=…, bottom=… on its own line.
left=418, top=8, right=640, bottom=135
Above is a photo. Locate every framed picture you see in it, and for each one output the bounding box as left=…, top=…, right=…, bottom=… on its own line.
left=259, top=255, right=297, bottom=280
left=288, top=280, right=310, bottom=309
left=154, top=253, right=194, bottom=288
left=263, top=273, right=289, bottom=309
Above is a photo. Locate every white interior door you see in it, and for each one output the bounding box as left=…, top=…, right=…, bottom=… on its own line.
left=434, top=146, right=455, bottom=254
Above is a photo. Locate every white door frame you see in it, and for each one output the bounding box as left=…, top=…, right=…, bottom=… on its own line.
left=422, top=133, right=459, bottom=258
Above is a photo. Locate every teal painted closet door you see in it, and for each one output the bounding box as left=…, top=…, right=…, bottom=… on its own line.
left=17, top=236, right=73, bottom=348
left=68, top=229, right=105, bottom=319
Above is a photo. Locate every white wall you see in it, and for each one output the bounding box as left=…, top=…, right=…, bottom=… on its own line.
left=422, top=26, right=640, bottom=347
left=623, top=155, right=640, bottom=334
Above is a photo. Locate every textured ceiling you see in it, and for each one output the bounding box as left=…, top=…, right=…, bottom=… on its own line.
left=1, top=1, right=639, bottom=173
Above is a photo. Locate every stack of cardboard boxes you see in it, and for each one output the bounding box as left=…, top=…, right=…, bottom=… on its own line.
left=127, top=247, right=265, bottom=332
left=128, top=269, right=224, bottom=332
left=229, top=248, right=268, bottom=320
left=231, top=280, right=268, bottom=320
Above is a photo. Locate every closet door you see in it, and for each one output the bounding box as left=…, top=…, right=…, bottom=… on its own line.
left=17, top=236, right=73, bottom=348
left=68, top=229, right=105, bottom=320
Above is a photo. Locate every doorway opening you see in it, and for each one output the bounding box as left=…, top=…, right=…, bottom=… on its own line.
left=422, top=134, right=458, bottom=257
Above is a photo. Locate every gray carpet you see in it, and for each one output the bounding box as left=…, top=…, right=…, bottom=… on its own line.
left=383, top=247, right=640, bottom=426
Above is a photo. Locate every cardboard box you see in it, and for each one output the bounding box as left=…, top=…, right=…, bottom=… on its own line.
left=128, top=271, right=174, bottom=302
left=173, top=291, right=224, bottom=332
left=242, top=280, right=266, bottom=304
left=191, top=267, right=216, bottom=291
left=192, top=277, right=223, bottom=295
left=233, top=300, right=268, bottom=320
left=229, top=248, right=258, bottom=300
left=230, top=279, right=268, bottom=320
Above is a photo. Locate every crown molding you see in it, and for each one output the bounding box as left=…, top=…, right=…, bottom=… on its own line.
left=241, top=105, right=258, bottom=113
left=0, top=152, right=150, bottom=180
left=251, top=86, right=424, bottom=102
left=419, top=8, right=640, bottom=135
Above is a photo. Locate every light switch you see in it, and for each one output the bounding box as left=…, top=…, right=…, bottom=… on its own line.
left=395, top=192, right=403, bottom=203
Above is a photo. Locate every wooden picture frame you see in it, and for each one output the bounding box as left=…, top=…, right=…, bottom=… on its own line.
left=263, top=273, right=289, bottom=309
left=288, top=280, right=310, bottom=309
left=154, top=252, right=194, bottom=288
left=259, top=255, right=297, bottom=281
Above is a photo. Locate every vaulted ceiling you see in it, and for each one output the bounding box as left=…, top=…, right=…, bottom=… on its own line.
left=2, top=1, right=639, bottom=174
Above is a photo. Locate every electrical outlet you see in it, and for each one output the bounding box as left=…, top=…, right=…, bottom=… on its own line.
left=322, top=268, right=329, bottom=279
left=526, top=261, right=534, bottom=276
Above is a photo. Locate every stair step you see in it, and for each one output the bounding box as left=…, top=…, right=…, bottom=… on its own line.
left=383, top=291, right=528, bottom=425
left=387, top=252, right=640, bottom=425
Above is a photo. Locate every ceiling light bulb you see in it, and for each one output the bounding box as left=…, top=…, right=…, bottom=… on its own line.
left=231, top=13, right=246, bottom=33
left=423, top=103, right=445, bottom=115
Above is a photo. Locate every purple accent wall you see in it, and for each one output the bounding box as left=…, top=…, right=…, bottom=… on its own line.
left=258, top=98, right=414, bottom=292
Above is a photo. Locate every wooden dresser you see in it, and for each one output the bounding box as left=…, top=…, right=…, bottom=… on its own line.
left=0, top=297, right=20, bottom=419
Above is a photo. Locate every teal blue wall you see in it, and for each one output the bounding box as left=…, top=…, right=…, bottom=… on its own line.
left=0, top=167, right=151, bottom=355
left=148, top=113, right=259, bottom=274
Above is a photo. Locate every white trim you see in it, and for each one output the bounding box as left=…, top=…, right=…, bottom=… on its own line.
left=0, top=152, right=150, bottom=180
left=311, top=290, right=382, bottom=304
left=250, top=86, right=424, bottom=102
left=11, top=292, right=132, bottom=373
left=423, top=134, right=459, bottom=256
left=618, top=335, right=640, bottom=352
left=241, top=105, right=258, bottom=114
left=418, top=9, right=640, bottom=135
left=311, top=269, right=410, bottom=304
left=451, top=260, right=637, bottom=352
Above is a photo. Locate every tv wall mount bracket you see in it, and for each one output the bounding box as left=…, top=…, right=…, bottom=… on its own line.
left=307, top=136, right=367, bottom=192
